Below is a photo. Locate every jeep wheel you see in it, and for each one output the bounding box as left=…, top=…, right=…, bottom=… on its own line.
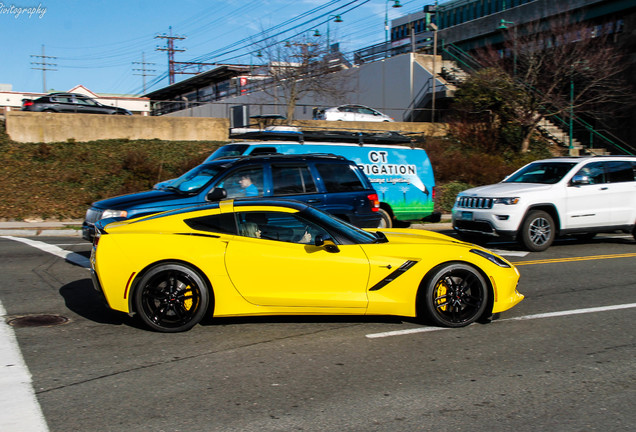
left=520, top=210, right=555, bottom=252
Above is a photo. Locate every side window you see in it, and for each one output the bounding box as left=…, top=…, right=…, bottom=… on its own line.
left=272, top=164, right=317, bottom=195
left=574, top=162, right=606, bottom=185
left=217, top=167, right=263, bottom=198
left=606, top=161, right=635, bottom=183
left=316, top=163, right=365, bottom=192
left=184, top=213, right=237, bottom=235
left=236, top=211, right=329, bottom=244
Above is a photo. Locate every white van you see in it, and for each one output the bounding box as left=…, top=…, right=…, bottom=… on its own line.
left=207, top=131, right=439, bottom=227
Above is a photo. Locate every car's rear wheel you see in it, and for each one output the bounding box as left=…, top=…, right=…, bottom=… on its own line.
left=519, top=210, right=555, bottom=252
left=419, top=263, right=488, bottom=327
left=134, top=263, right=210, bottom=333
left=377, top=208, right=393, bottom=228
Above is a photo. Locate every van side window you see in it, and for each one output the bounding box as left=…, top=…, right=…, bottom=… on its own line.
left=272, top=165, right=317, bottom=194
left=316, top=163, right=365, bottom=192
left=606, top=161, right=635, bottom=183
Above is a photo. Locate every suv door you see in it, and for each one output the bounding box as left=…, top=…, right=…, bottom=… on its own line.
left=214, top=166, right=265, bottom=198
left=605, top=161, right=636, bottom=225
left=565, top=161, right=613, bottom=229
left=313, top=162, right=371, bottom=218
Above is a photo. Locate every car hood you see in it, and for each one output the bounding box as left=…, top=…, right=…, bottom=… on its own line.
left=378, top=228, right=465, bottom=245
left=459, top=182, right=552, bottom=196
left=92, top=189, right=197, bottom=210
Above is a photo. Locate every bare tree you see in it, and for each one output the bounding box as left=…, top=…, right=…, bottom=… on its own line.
left=469, top=14, right=632, bottom=153
left=252, top=32, right=354, bottom=123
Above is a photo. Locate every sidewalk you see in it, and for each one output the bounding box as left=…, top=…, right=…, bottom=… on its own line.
left=0, top=218, right=454, bottom=237
left=0, top=220, right=83, bottom=237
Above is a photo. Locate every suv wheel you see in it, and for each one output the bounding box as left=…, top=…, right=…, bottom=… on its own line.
left=519, top=210, right=555, bottom=252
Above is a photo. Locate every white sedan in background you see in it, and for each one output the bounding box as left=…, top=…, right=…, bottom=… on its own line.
left=314, top=104, right=395, bottom=122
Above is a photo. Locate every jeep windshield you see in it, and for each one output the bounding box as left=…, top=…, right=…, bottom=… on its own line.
left=503, top=162, right=577, bottom=184
left=169, top=163, right=224, bottom=194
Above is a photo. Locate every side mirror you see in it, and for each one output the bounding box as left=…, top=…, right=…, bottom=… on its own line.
left=571, top=175, right=591, bottom=186
left=206, top=187, right=227, bottom=201
left=314, top=235, right=340, bottom=253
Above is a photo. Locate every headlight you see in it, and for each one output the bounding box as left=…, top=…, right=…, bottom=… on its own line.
left=470, top=248, right=511, bottom=268
left=101, top=209, right=127, bottom=220
left=494, top=197, right=520, bottom=205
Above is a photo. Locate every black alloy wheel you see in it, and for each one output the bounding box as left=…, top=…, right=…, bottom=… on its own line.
left=420, top=263, right=488, bottom=327
left=134, top=263, right=210, bottom=332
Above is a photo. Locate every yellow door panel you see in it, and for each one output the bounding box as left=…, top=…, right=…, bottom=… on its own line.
left=225, top=238, right=370, bottom=308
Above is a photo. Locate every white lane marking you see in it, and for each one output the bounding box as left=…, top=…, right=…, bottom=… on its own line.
left=0, top=302, right=50, bottom=432
left=1, top=236, right=90, bottom=268
left=366, top=303, right=636, bottom=339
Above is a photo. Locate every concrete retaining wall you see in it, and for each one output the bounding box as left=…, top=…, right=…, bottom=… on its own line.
left=5, top=111, right=445, bottom=143
left=5, top=111, right=230, bottom=143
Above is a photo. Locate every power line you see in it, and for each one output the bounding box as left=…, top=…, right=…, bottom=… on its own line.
left=31, top=45, right=57, bottom=92
left=155, top=27, right=186, bottom=85
left=132, top=52, right=156, bottom=93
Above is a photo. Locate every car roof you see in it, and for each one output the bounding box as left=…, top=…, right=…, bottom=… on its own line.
left=531, top=156, right=636, bottom=164
left=46, top=92, right=92, bottom=98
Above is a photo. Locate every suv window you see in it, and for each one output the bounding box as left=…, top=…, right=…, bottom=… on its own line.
left=217, top=167, right=264, bottom=198
left=573, top=161, right=606, bottom=184
left=606, top=161, right=635, bottom=183
left=272, top=164, right=317, bottom=194
left=316, top=163, right=365, bottom=192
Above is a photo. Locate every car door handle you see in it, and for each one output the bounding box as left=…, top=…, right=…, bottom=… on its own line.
left=600, top=187, right=608, bottom=190
left=307, top=199, right=321, bottom=203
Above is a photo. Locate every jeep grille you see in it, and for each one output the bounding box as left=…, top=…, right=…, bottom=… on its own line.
left=457, top=197, right=494, bottom=209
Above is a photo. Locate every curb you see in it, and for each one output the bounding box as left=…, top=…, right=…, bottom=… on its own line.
left=0, top=229, right=83, bottom=237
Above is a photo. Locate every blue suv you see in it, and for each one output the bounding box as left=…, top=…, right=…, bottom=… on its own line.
left=83, top=154, right=381, bottom=241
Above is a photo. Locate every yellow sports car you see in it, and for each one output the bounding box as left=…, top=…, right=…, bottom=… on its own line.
left=90, top=198, right=523, bottom=332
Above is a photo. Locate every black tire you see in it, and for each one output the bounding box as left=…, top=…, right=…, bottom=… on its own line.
left=519, top=210, right=555, bottom=252
left=377, top=208, right=393, bottom=228
left=133, top=263, right=210, bottom=333
left=419, top=263, right=489, bottom=328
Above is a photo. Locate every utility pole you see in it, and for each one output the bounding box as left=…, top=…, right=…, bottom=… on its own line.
left=132, top=52, right=156, bottom=93
left=31, top=45, right=57, bottom=92
left=155, top=27, right=185, bottom=85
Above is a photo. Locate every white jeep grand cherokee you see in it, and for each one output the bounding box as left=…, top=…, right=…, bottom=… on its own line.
left=452, top=156, right=636, bottom=251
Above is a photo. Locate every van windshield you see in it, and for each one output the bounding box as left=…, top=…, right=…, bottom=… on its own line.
left=207, top=144, right=249, bottom=161
left=170, top=164, right=223, bottom=193
left=503, top=162, right=577, bottom=184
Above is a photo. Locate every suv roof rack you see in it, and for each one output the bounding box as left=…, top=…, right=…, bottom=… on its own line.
left=213, top=152, right=347, bottom=162
left=229, top=128, right=414, bottom=145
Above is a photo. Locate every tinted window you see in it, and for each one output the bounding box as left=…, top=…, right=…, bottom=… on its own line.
left=573, top=162, right=606, bottom=184
left=172, top=164, right=223, bottom=193
left=207, top=144, right=249, bottom=160
left=606, top=161, right=635, bottom=183
left=316, top=163, right=365, bottom=192
left=217, top=167, right=263, bottom=198
left=184, top=213, right=237, bottom=235
left=236, top=211, right=329, bottom=244
left=272, top=164, right=317, bottom=194
left=504, top=162, right=577, bottom=184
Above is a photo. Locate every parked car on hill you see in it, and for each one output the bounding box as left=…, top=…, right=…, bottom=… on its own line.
left=90, top=197, right=523, bottom=332
left=313, top=104, right=394, bottom=122
left=83, top=153, right=381, bottom=242
left=21, top=92, right=132, bottom=115
left=452, top=156, right=636, bottom=251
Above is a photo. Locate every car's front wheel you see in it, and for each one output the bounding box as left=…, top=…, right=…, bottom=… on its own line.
left=519, top=210, right=555, bottom=252
left=419, top=263, right=489, bottom=327
left=134, top=263, right=210, bottom=332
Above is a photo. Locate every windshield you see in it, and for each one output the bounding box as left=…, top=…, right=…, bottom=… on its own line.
left=170, top=164, right=224, bottom=193
left=503, top=162, right=577, bottom=184
left=206, top=144, right=249, bottom=162
left=301, top=206, right=379, bottom=244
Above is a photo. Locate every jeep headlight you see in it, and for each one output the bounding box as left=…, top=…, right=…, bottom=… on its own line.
left=101, top=209, right=128, bottom=220
left=494, top=197, right=520, bottom=205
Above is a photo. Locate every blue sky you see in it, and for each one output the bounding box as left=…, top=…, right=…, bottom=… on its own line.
left=0, top=0, right=443, bottom=96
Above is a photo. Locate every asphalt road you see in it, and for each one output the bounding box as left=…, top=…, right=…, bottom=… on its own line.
left=0, top=232, right=635, bottom=432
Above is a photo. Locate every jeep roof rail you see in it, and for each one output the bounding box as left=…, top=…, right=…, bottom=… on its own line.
left=213, top=153, right=347, bottom=162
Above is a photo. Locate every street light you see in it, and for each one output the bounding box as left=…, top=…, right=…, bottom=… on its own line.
left=498, top=19, right=517, bottom=76
left=326, top=14, right=343, bottom=54
left=385, top=0, right=402, bottom=54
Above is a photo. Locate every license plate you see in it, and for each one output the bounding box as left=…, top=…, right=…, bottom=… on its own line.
left=461, top=211, right=473, bottom=221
